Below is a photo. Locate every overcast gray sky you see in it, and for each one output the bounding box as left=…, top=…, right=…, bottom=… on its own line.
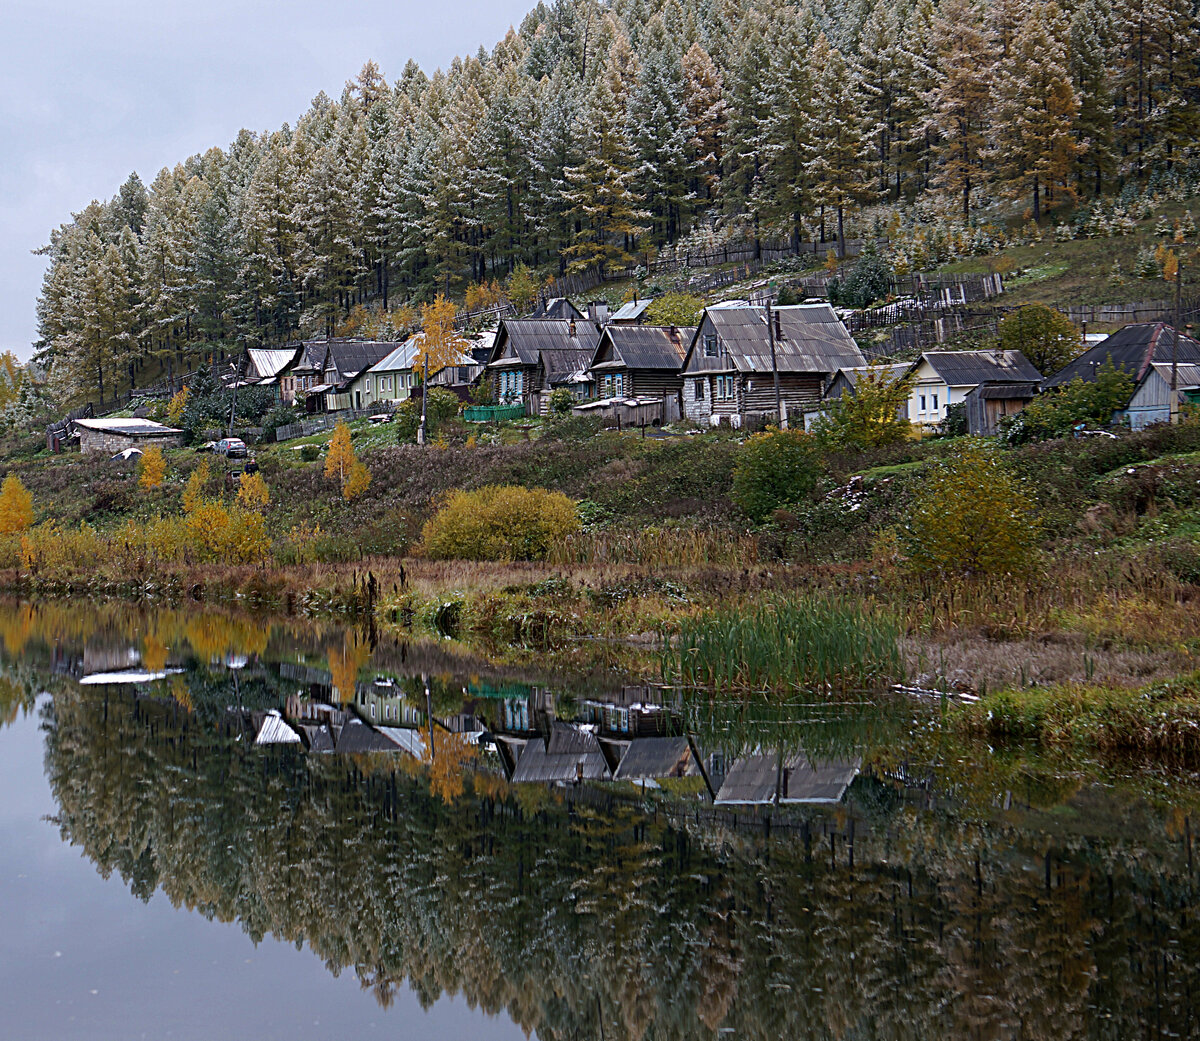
left=0, top=0, right=535, bottom=361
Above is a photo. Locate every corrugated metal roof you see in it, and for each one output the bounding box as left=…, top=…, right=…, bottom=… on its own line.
left=511, top=722, right=611, bottom=783
left=335, top=718, right=401, bottom=754
left=613, top=737, right=693, bottom=781
left=973, top=381, right=1041, bottom=400
left=531, top=297, right=585, bottom=321
left=298, top=723, right=335, bottom=753
left=245, top=348, right=297, bottom=380
left=714, top=752, right=861, bottom=805
left=375, top=726, right=427, bottom=758
left=833, top=363, right=910, bottom=390
left=490, top=318, right=594, bottom=371
left=1146, top=362, right=1200, bottom=389
left=693, top=304, right=865, bottom=375
left=325, top=341, right=395, bottom=380
left=1044, top=323, right=1200, bottom=388
left=920, top=350, right=1043, bottom=386
left=611, top=298, right=654, bottom=322
left=254, top=710, right=301, bottom=746
left=593, top=325, right=693, bottom=371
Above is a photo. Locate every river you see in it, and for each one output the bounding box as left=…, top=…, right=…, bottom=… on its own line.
left=0, top=599, right=1197, bottom=1040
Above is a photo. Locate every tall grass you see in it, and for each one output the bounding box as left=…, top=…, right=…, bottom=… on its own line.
left=661, top=596, right=904, bottom=696
left=546, top=527, right=759, bottom=567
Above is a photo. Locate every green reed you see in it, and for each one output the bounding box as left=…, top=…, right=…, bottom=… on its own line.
left=661, top=596, right=905, bottom=697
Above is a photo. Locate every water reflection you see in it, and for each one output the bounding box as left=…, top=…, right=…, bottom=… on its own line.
left=4, top=599, right=1200, bottom=1038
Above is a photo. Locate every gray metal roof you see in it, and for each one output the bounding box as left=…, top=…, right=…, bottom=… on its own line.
left=831, top=363, right=910, bottom=392
left=490, top=319, right=593, bottom=368
left=335, top=718, right=403, bottom=754
left=531, top=297, right=586, bottom=321
left=298, top=723, right=335, bottom=753
left=73, top=418, right=184, bottom=437
left=245, top=348, right=297, bottom=381
left=971, top=381, right=1041, bottom=400
left=687, top=304, right=865, bottom=375
left=592, top=325, right=693, bottom=372
left=612, top=736, right=694, bottom=781
left=1044, top=323, right=1200, bottom=388
left=511, top=722, right=611, bottom=783
left=714, top=752, right=861, bottom=805
left=1146, top=362, right=1200, bottom=389
left=611, top=298, right=654, bottom=322
left=324, top=340, right=395, bottom=381
left=919, top=350, right=1043, bottom=386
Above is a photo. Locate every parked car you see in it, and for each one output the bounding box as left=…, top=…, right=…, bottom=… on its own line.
left=214, top=437, right=248, bottom=458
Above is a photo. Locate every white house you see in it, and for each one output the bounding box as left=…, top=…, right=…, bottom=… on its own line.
left=906, top=350, right=1043, bottom=429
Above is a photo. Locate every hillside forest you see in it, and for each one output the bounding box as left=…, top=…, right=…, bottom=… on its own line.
left=34, top=0, right=1200, bottom=404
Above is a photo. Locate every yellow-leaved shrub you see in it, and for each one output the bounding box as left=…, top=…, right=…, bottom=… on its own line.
left=421, top=485, right=580, bottom=561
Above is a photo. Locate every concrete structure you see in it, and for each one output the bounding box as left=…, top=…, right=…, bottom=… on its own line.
left=72, top=417, right=185, bottom=455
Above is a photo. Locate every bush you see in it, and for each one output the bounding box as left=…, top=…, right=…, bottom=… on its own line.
left=731, top=431, right=823, bottom=522
left=814, top=366, right=915, bottom=450
left=541, top=412, right=603, bottom=442
left=1006, top=359, right=1134, bottom=444
left=548, top=388, right=576, bottom=415
left=903, top=440, right=1040, bottom=575
left=999, top=304, right=1081, bottom=375
left=421, top=485, right=580, bottom=561
left=261, top=404, right=299, bottom=441
left=395, top=388, right=461, bottom=443
left=827, top=242, right=892, bottom=308
left=299, top=444, right=321, bottom=463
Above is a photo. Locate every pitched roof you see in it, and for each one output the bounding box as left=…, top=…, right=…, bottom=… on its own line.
left=970, top=381, right=1041, bottom=400
left=254, top=710, right=301, bottom=746
left=612, top=736, right=694, bottom=781
left=714, top=752, right=861, bottom=805
left=918, top=350, right=1043, bottom=386
left=489, top=319, right=594, bottom=380
left=1145, top=362, right=1200, bottom=390
left=368, top=335, right=475, bottom=376
left=592, top=325, right=693, bottom=371
left=611, top=298, right=654, bottom=323
left=832, top=363, right=911, bottom=391
left=531, top=297, right=585, bottom=321
left=1044, top=323, right=1200, bottom=388
left=245, top=348, right=298, bottom=381
left=335, top=718, right=403, bottom=754
left=511, top=722, right=611, bottom=783
left=692, top=304, right=865, bottom=375
left=324, top=340, right=395, bottom=380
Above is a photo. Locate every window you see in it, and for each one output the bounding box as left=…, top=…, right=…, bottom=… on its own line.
left=715, top=375, right=735, bottom=401
left=364, top=377, right=373, bottom=393
left=933, top=393, right=939, bottom=412
left=703, top=333, right=718, bottom=357
left=695, top=379, right=705, bottom=401
left=920, top=394, right=927, bottom=412
left=458, top=366, right=470, bottom=382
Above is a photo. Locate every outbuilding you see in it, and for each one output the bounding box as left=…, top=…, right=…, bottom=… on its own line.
left=72, top=417, right=185, bottom=455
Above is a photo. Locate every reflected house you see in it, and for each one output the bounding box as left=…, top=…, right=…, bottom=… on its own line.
left=509, top=722, right=612, bottom=784
left=297, top=723, right=336, bottom=753
left=335, top=717, right=418, bottom=755
left=254, top=709, right=302, bottom=746
left=580, top=685, right=675, bottom=738
left=611, top=736, right=697, bottom=782
left=355, top=680, right=426, bottom=728
left=714, top=752, right=862, bottom=805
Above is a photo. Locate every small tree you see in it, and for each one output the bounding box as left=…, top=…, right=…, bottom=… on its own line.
left=344, top=460, right=372, bottom=501
left=548, top=388, right=576, bottom=414
left=903, top=440, right=1040, bottom=575
left=416, top=295, right=470, bottom=376
left=324, top=421, right=357, bottom=492
left=828, top=242, right=892, bottom=308
left=645, top=292, right=705, bottom=326
left=815, top=366, right=915, bottom=449
left=137, top=445, right=166, bottom=489
left=421, top=485, right=580, bottom=560
left=1007, top=359, right=1133, bottom=442
left=731, top=431, right=823, bottom=522
left=999, top=305, right=1081, bottom=375
left=0, top=474, right=33, bottom=534
left=166, top=387, right=190, bottom=425
left=507, top=264, right=540, bottom=314
left=237, top=472, right=270, bottom=511
left=182, top=460, right=210, bottom=514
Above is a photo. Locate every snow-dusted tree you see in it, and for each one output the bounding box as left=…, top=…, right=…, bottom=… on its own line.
left=927, top=0, right=995, bottom=219
left=1070, top=0, right=1118, bottom=194
left=681, top=41, right=726, bottom=203
left=804, top=33, right=877, bottom=255
left=561, top=51, right=647, bottom=274
left=989, top=1, right=1079, bottom=220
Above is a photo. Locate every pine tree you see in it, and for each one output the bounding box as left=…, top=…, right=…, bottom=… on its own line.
left=928, top=0, right=995, bottom=220
left=989, top=1, right=1079, bottom=220
left=681, top=41, right=726, bottom=202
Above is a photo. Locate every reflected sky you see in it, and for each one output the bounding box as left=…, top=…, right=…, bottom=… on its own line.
left=0, top=702, right=532, bottom=1041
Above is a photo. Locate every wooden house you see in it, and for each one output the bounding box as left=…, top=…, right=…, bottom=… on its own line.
left=484, top=318, right=595, bottom=415
left=317, top=341, right=395, bottom=412
left=1044, top=322, right=1200, bottom=392
left=277, top=341, right=328, bottom=405
left=962, top=380, right=1042, bottom=435
left=531, top=297, right=586, bottom=321
left=589, top=324, right=692, bottom=400
left=805, top=362, right=911, bottom=433
left=713, top=752, right=861, bottom=805
left=680, top=303, right=865, bottom=428
left=1125, top=362, right=1200, bottom=429
left=906, top=350, right=1042, bottom=429
left=509, top=722, right=612, bottom=784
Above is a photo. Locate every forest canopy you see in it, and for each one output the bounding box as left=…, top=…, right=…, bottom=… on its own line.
left=35, top=0, right=1200, bottom=404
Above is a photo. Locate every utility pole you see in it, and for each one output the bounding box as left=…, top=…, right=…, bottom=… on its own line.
left=227, top=348, right=243, bottom=438
left=765, top=300, right=787, bottom=430
left=417, top=352, right=429, bottom=444
left=1172, top=256, right=1183, bottom=424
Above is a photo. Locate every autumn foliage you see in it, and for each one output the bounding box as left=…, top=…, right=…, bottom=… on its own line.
left=421, top=485, right=580, bottom=561
left=0, top=475, right=34, bottom=535
left=138, top=445, right=166, bottom=489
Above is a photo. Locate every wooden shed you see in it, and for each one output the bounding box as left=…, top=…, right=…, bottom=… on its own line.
left=1125, top=362, right=1200, bottom=429
left=962, top=380, right=1041, bottom=435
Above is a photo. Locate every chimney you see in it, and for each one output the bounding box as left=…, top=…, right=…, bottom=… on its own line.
left=569, top=319, right=577, bottom=338
left=774, top=311, right=784, bottom=340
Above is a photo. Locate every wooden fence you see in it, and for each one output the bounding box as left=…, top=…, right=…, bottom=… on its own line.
left=274, top=408, right=378, bottom=442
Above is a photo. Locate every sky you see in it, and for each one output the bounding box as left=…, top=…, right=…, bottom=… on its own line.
left=0, top=0, right=536, bottom=362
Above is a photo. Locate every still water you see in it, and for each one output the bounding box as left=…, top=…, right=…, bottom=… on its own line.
left=1, top=600, right=1198, bottom=1040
